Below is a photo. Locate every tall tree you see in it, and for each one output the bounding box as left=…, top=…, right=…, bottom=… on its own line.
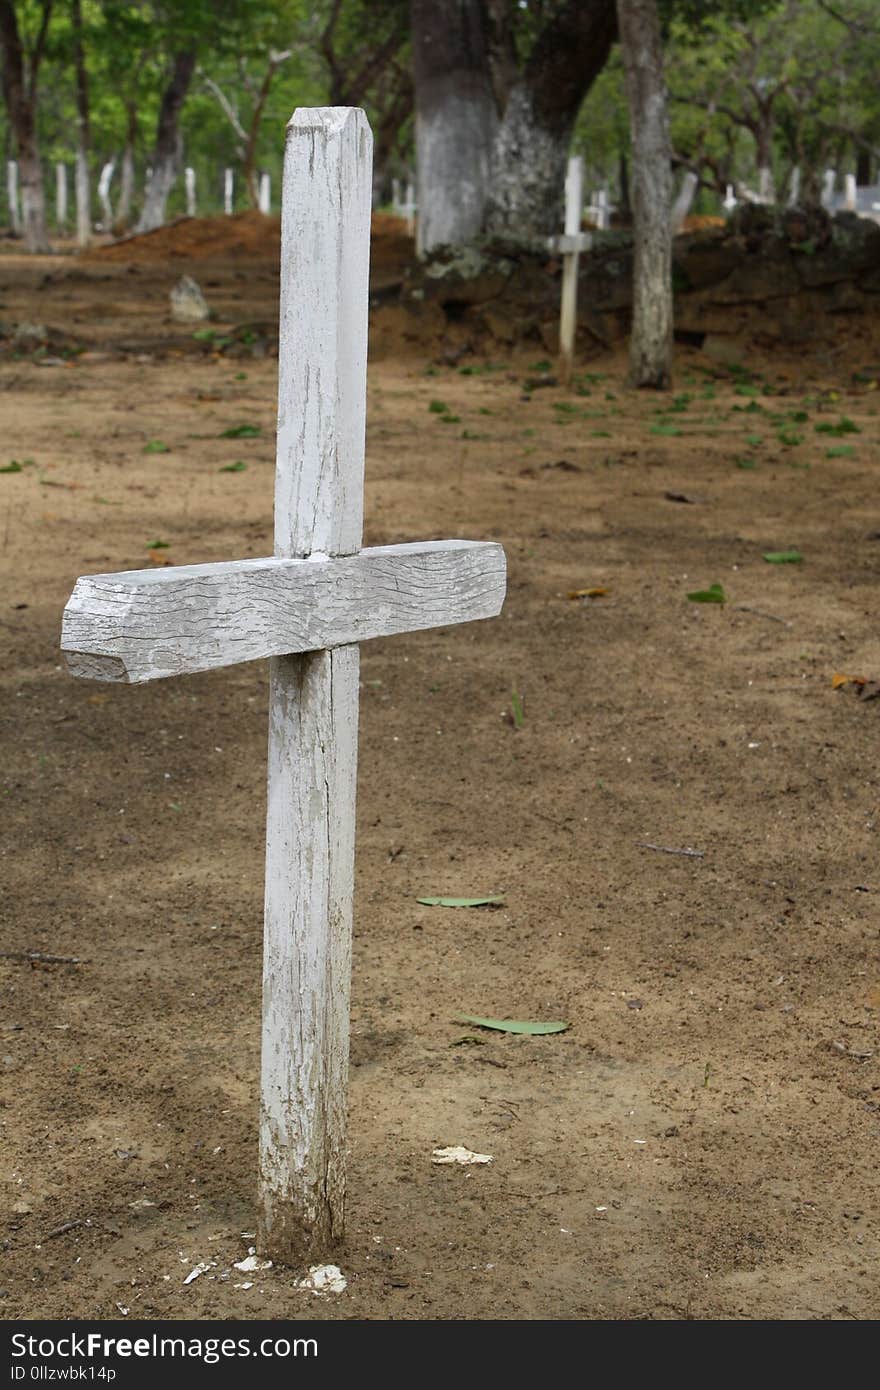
left=70, top=0, right=90, bottom=246
left=0, top=0, right=53, bottom=250
left=136, top=45, right=197, bottom=232
left=484, top=0, right=618, bottom=240
left=411, top=0, right=496, bottom=252
left=410, top=0, right=619, bottom=250
left=617, top=0, right=673, bottom=388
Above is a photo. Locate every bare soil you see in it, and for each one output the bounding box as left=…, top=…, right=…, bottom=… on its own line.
left=1, top=221, right=879, bottom=1321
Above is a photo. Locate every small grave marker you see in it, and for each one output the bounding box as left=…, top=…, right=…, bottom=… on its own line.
left=61, top=108, right=506, bottom=1266
left=547, top=155, right=591, bottom=385
left=224, top=167, right=234, bottom=215
left=55, top=162, right=68, bottom=229
left=185, top=166, right=197, bottom=217
left=259, top=171, right=271, bottom=213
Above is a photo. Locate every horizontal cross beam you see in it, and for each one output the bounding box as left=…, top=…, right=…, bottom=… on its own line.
left=61, top=539, right=506, bottom=684
left=547, top=232, right=592, bottom=255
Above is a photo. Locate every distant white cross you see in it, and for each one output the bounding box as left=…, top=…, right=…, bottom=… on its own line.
left=547, top=155, right=591, bottom=385
left=61, top=108, right=506, bottom=1265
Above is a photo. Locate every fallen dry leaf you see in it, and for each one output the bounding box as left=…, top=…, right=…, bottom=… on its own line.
left=567, top=587, right=609, bottom=600
left=833, top=672, right=880, bottom=699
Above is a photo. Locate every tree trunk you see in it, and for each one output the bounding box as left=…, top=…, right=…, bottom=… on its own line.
left=617, top=0, right=673, bottom=389
left=71, top=0, right=90, bottom=247
left=74, top=146, right=90, bottom=245
left=115, top=105, right=138, bottom=230
left=618, top=149, right=631, bottom=222
left=484, top=0, right=618, bottom=241
left=856, top=148, right=872, bottom=186
left=0, top=0, right=52, bottom=252
left=411, top=0, right=497, bottom=253
left=135, top=49, right=196, bottom=233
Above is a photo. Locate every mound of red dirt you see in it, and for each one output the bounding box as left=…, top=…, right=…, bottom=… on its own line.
left=85, top=209, right=415, bottom=274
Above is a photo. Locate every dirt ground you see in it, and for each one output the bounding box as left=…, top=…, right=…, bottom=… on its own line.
left=1, top=220, right=879, bottom=1322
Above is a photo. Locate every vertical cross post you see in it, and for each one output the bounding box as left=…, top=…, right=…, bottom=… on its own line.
left=56, top=162, right=68, bottom=229
left=224, top=167, right=234, bottom=215
left=258, top=108, right=371, bottom=1263
left=259, top=172, right=271, bottom=214
left=185, top=166, right=197, bottom=217
left=547, top=156, right=590, bottom=386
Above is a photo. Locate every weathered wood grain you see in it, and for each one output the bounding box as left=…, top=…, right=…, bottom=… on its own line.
left=259, top=106, right=370, bottom=1265
left=62, top=540, right=506, bottom=682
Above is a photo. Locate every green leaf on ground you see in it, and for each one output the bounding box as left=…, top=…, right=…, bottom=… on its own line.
left=651, top=423, right=682, bottom=436
left=428, top=399, right=450, bottom=414
left=144, top=439, right=170, bottom=453
left=735, top=457, right=757, bottom=469
left=687, top=582, right=726, bottom=603
left=762, top=549, right=803, bottom=563
left=219, top=460, right=247, bottom=472
left=0, top=460, right=23, bottom=473
left=826, top=445, right=855, bottom=458
left=417, top=895, right=505, bottom=908
left=815, top=417, right=859, bottom=436
left=454, top=1014, right=570, bottom=1035
left=146, top=539, right=170, bottom=549
left=220, top=423, right=261, bottom=438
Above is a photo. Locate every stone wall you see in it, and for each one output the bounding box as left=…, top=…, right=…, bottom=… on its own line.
left=376, top=204, right=880, bottom=360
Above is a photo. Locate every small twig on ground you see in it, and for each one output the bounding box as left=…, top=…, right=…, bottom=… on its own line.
left=0, top=950, right=83, bottom=964
left=733, top=604, right=791, bottom=626
left=636, top=842, right=705, bottom=858
left=41, top=1219, right=84, bottom=1242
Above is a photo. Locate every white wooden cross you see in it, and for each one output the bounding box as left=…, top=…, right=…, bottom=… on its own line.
left=56, top=162, right=68, bottom=229
left=547, top=155, right=591, bottom=385
left=60, top=108, right=506, bottom=1266
left=224, top=167, right=234, bottom=215
left=185, top=166, right=197, bottom=217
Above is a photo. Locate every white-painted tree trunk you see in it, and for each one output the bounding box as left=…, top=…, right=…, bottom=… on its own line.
left=137, top=154, right=176, bottom=232
left=672, top=171, right=698, bottom=233
left=116, top=144, right=135, bottom=229
left=845, top=173, right=857, bottom=211
left=185, top=166, right=196, bottom=216
left=758, top=165, right=774, bottom=203
left=787, top=166, right=800, bottom=206
left=258, top=172, right=271, bottom=213
left=55, top=163, right=67, bottom=229
left=821, top=169, right=836, bottom=210
left=483, top=84, right=567, bottom=243
left=224, top=167, right=234, bottom=215
left=415, top=80, right=495, bottom=253
left=74, top=147, right=90, bottom=247
left=97, top=161, right=114, bottom=226
left=7, top=161, right=21, bottom=236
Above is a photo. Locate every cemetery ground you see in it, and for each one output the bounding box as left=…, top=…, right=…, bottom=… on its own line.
left=2, top=228, right=880, bottom=1322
